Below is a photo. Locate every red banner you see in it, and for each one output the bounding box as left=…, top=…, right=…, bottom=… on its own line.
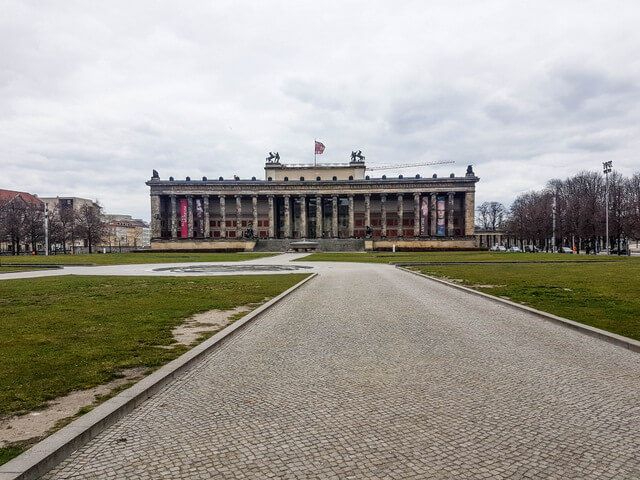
left=180, top=199, right=188, bottom=237
left=315, top=141, right=325, bottom=154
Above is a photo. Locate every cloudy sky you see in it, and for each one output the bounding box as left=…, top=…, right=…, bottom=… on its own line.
left=2, top=1, right=639, bottom=220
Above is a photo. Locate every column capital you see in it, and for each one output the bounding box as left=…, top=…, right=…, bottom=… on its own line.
left=170, top=193, right=176, bottom=199
left=397, top=193, right=403, bottom=199
left=284, top=193, right=291, bottom=198
left=202, top=194, right=209, bottom=198
left=364, top=193, right=371, bottom=198
left=380, top=194, right=387, bottom=201
left=186, top=194, right=193, bottom=199
left=218, top=194, right=226, bottom=199
left=251, top=193, right=258, bottom=199
left=235, top=194, right=242, bottom=199
left=267, top=194, right=274, bottom=199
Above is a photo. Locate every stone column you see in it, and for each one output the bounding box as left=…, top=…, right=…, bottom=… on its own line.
left=315, top=195, right=323, bottom=238
left=381, top=194, right=387, bottom=237
left=219, top=195, right=226, bottom=238
left=299, top=195, right=307, bottom=239
left=283, top=195, right=291, bottom=238
left=331, top=195, right=338, bottom=238
left=364, top=194, right=371, bottom=229
left=170, top=195, right=177, bottom=238
left=447, top=192, right=455, bottom=236
left=267, top=195, right=275, bottom=239
left=235, top=195, right=242, bottom=237
left=150, top=194, right=161, bottom=238
left=397, top=194, right=404, bottom=237
left=430, top=193, right=437, bottom=236
left=348, top=195, right=355, bottom=237
left=465, top=191, right=475, bottom=236
left=252, top=195, right=258, bottom=235
left=187, top=195, right=194, bottom=238
left=413, top=193, right=420, bottom=237
left=203, top=195, right=210, bottom=238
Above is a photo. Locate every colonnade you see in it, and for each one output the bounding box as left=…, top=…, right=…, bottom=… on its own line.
left=152, top=191, right=470, bottom=239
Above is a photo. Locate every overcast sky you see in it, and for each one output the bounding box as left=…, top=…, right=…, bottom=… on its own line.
left=2, top=1, right=639, bottom=220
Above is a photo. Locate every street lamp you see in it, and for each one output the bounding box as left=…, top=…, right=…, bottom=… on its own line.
left=603, top=161, right=612, bottom=254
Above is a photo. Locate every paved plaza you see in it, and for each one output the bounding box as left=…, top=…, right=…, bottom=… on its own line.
left=28, top=259, right=640, bottom=479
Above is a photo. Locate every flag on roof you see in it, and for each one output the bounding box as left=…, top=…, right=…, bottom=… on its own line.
left=315, top=141, right=325, bottom=154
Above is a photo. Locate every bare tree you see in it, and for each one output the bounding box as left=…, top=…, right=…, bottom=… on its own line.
left=0, top=200, right=27, bottom=254
left=22, top=202, right=45, bottom=253
left=476, top=202, right=507, bottom=230
left=76, top=203, right=106, bottom=253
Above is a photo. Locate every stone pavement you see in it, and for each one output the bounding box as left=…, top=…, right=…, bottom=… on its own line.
left=42, top=262, right=640, bottom=479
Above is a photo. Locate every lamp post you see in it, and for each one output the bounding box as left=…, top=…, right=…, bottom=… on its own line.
left=44, top=203, right=49, bottom=256
left=603, top=161, right=612, bottom=254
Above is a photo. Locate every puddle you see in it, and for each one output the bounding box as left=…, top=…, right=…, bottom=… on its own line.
left=153, top=264, right=313, bottom=273
left=0, top=368, right=146, bottom=447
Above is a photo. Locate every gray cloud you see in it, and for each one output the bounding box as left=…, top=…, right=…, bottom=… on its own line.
left=2, top=0, right=640, bottom=218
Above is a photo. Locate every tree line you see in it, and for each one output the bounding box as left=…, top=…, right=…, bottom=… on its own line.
left=0, top=201, right=107, bottom=254
left=478, top=170, right=640, bottom=252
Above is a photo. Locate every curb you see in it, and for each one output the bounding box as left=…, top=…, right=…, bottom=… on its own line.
left=397, top=266, right=640, bottom=354
left=0, top=273, right=317, bottom=480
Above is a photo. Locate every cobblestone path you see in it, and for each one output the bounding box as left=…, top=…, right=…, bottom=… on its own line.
left=44, top=263, right=640, bottom=479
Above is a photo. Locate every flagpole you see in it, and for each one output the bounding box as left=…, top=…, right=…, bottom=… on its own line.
left=314, top=138, right=317, bottom=166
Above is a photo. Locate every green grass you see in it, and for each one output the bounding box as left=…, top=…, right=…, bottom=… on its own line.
left=299, top=251, right=622, bottom=263
left=0, top=274, right=308, bottom=417
left=0, top=445, right=24, bottom=465
left=411, top=260, right=640, bottom=341
left=0, top=252, right=275, bottom=265
left=0, top=266, right=42, bottom=273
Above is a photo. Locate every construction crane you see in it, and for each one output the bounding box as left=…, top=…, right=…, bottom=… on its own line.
left=366, top=160, right=454, bottom=171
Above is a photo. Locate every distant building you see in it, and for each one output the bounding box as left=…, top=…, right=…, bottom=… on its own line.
left=40, top=196, right=99, bottom=215
left=104, top=215, right=151, bottom=249
left=146, top=158, right=479, bottom=251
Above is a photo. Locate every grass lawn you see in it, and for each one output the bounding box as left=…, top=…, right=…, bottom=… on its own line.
left=0, top=274, right=308, bottom=418
left=299, top=251, right=624, bottom=263
left=410, top=260, right=640, bottom=341
left=0, top=252, right=275, bottom=265
left=0, top=267, right=44, bottom=273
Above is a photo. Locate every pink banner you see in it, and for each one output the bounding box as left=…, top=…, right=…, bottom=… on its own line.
left=180, top=199, right=188, bottom=237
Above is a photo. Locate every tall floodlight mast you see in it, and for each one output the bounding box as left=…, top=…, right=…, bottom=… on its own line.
left=603, top=161, right=612, bottom=254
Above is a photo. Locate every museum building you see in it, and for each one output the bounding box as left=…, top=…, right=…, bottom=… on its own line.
left=146, top=158, right=479, bottom=251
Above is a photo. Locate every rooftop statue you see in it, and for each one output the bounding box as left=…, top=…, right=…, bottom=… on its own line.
left=152, top=169, right=159, bottom=178
left=351, top=150, right=365, bottom=162
left=266, top=152, right=280, bottom=163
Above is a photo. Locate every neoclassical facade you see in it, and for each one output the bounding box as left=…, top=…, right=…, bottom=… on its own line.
left=146, top=159, right=479, bottom=250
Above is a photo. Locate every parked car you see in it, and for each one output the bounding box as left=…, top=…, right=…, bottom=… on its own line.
left=610, top=246, right=629, bottom=255
left=508, top=245, right=522, bottom=253
left=559, top=247, right=574, bottom=253
left=523, top=244, right=538, bottom=253
left=489, top=245, right=507, bottom=252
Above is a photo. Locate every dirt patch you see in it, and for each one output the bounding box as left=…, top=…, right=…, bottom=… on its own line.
left=0, top=367, right=146, bottom=447
left=168, top=305, right=255, bottom=347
